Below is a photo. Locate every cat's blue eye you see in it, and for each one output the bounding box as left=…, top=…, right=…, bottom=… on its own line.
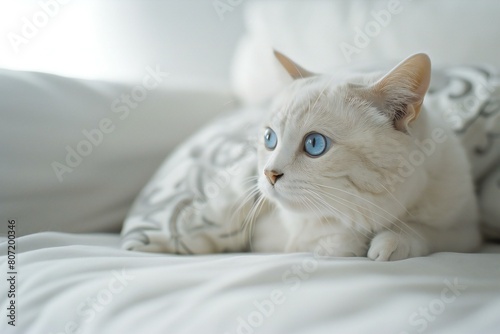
left=264, top=128, right=277, bottom=150
left=304, top=132, right=330, bottom=157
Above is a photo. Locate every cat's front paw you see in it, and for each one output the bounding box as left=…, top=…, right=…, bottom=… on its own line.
left=312, top=234, right=368, bottom=258
left=368, top=230, right=428, bottom=261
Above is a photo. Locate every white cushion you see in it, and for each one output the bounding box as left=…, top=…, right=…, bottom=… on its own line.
left=120, top=108, right=261, bottom=254
left=0, top=68, right=236, bottom=235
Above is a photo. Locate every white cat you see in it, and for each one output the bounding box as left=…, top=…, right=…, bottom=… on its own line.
left=250, top=51, right=482, bottom=261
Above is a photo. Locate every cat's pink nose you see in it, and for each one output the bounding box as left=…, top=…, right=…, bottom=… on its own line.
left=264, top=170, right=283, bottom=185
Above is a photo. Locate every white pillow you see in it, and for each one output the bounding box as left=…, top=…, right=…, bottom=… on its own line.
left=0, top=68, right=236, bottom=236
left=120, top=108, right=261, bottom=254
left=232, top=0, right=500, bottom=104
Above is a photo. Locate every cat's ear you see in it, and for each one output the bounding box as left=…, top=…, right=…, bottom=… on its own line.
left=371, top=53, right=431, bottom=132
left=274, top=50, right=315, bottom=80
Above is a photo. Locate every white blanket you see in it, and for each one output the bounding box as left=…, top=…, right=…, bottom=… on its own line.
left=1, top=233, right=499, bottom=334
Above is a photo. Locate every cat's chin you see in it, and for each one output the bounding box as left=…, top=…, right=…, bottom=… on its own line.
left=260, top=187, right=304, bottom=213
left=267, top=197, right=303, bottom=214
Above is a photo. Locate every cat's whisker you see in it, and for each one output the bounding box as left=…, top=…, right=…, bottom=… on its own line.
left=312, top=183, right=423, bottom=240
left=241, top=198, right=258, bottom=239
left=246, top=195, right=265, bottom=251
left=303, top=190, right=346, bottom=235
left=241, top=175, right=259, bottom=182
left=306, top=189, right=372, bottom=236
left=311, top=186, right=391, bottom=229
left=310, top=188, right=409, bottom=240
left=374, top=180, right=415, bottom=219
left=311, top=186, right=402, bottom=234
left=304, top=189, right=373, bottom=240
left=238, top=177, right=259, bottom=187
left=302, top=195, right=340, bottom=239
left=229, top=184, right=261, bottom=228
left=242, top=193, right=261, bottom=226
left=301, top=195, right=340, bottom=239
left=301, top=193, right=326, bottom=225
left=232, top=184, right=259, bottom=211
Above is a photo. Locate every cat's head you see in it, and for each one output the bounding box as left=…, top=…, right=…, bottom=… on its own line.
left=257, top=51, right=431, bottom=216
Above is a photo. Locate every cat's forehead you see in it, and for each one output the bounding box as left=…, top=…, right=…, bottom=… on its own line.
left=269, top=76, right=343, bottom=126
left=270, top=71, right=383, bottom=116
left=266, top=72, right=385, bottom=136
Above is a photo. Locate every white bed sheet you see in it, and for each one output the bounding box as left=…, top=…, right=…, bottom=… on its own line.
left=1, top=232, right=499, bottom=334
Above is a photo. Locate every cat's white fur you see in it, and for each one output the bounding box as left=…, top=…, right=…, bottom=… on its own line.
left=251, top=52, right=481, bottom=261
